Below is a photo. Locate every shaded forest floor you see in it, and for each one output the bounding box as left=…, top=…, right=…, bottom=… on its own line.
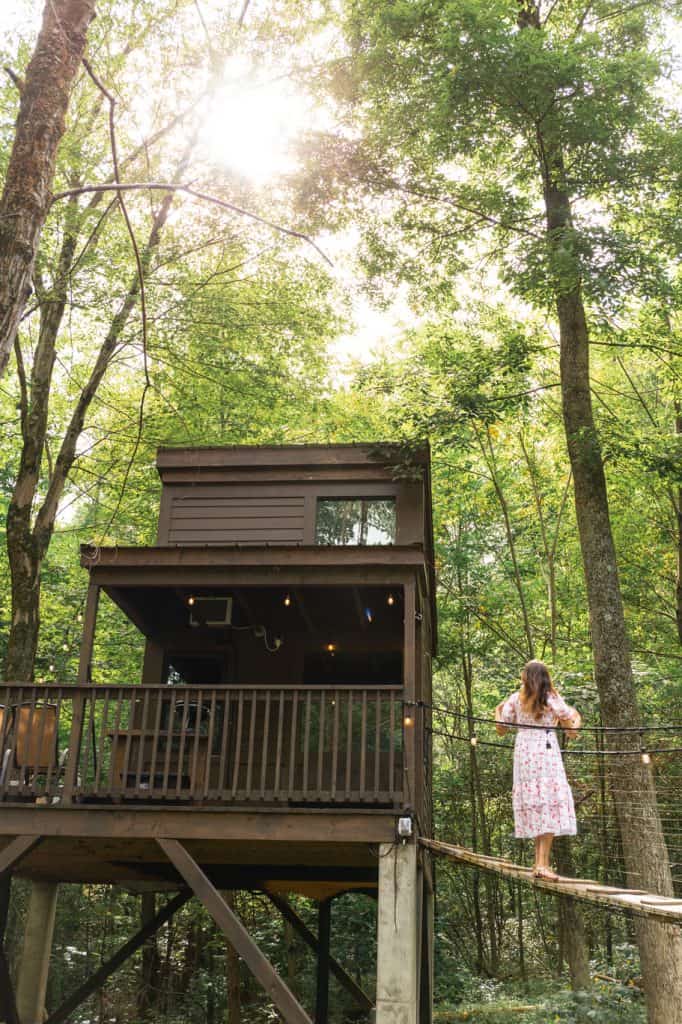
left=435, top=977, right=645, bottom=1024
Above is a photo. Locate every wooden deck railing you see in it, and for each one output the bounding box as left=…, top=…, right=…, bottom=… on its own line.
left=0, top=684, right=405, bottom=808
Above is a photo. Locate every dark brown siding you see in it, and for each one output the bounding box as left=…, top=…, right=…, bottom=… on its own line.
left=167, top=493, right=306, bottom=546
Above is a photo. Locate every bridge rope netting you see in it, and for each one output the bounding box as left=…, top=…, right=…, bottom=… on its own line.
left=405, top=699, right=682, bottom=924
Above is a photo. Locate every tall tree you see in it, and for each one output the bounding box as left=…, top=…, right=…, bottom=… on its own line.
left=0, top=0, right=97, bottom=376
left=302, top=0, right=682, bottom=1017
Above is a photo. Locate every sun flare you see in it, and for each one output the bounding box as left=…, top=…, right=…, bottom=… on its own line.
left=202, top=58, right=312, bottom=184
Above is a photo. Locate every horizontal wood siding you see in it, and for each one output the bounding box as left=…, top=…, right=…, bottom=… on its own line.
left=168, top=494, right=306, bottom=546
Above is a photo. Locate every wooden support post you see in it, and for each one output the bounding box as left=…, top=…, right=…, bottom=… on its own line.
left=157, top=838, right=313, bottom=1024
left=44, top=891, right=190, bottom=1024
left=0, top=837, right=42, bottom=877
left=403, top=580, right=418, bottom=814
left=16, top=881, right=58, bottom=1024
left=77, top=583, right=99, bottom=684
left=264, top=892, right=373, bottom=1013
left=376, top=842, right=419, bottom=1024
left=61, top=692, right=86, bottom=804
left=0, top=875, right=20, bottom=1024
left=314, top=899, right=331, bottom=1024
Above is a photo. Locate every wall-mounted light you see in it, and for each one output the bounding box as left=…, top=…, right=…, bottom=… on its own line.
left=404, top=714, right=413, bottom=727
left=187, top=595, right=195, bottom=606
left=283, top=594, right=292, bottom=607
left=470, top=736, right=478, bottom=747
left=397, top=816, right=413, bottom=839
left=641, top=752, right=651, bottom=765
left=326, top=642, right=336, bottom=653
left=387, top=593, right=395, bottom=606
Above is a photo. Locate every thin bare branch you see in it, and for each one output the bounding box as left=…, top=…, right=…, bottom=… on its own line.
left=50, top=182, right=333, bottom=265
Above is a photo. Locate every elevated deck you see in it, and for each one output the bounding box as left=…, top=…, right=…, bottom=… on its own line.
left=0, top=681, right=421, bottom=893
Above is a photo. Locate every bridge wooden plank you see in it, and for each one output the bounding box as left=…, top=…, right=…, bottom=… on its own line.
left=420, top=838, right=682, bottom=925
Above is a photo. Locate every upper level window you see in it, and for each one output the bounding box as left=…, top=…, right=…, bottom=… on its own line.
left=315, top=498, right=396, bottom=545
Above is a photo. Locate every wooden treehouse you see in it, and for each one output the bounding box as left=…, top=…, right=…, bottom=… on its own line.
left=0, top=443, right=435, bottom=1024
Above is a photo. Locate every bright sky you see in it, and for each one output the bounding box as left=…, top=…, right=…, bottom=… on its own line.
left=0, top=0, right=409, bottom=365
left=1, top=2, right=680, bottom=367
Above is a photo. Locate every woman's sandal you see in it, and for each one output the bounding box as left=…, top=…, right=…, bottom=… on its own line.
left=533, top=867, right=560, bottom=881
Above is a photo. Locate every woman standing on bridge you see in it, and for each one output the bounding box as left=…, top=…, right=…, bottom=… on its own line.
left=496, top=660, right=581, bottom=880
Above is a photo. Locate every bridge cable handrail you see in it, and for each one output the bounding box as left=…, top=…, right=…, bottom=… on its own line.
left=404, top=698, right=682, bottom=734
left=426, top=724, right=682, bottom=757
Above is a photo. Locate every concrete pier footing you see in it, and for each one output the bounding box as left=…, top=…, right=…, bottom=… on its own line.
left=16, top=881, right=58, bottom=1024
left=376, top=842, right=419, bottom=1024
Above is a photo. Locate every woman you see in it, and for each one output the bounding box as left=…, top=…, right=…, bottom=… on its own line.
left=496, top=660, right=580, bottom=880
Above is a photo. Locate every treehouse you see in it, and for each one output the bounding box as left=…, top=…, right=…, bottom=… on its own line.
left=0, top=444, right=435, bottom=1024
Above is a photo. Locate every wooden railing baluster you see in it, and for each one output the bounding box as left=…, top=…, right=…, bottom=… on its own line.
left=231, top=691, right=244, bottom=798
left=274, top=689, right=285, bottom=799
left=0, top=683, right=406, bottom=812
left=260, top=690, right=271, bottom=798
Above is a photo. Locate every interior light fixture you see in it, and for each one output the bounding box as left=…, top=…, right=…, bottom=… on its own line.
left=284, top=594, right=292, bottom=607
left=326, top=642, right=336, bottom=653
left=365, top=607, right=373, bottom=623
left=387, top=593, right=395, bottom=606
left=404, top=714, right=413, bottom=727
left=187, top=595, right=195, bottom=606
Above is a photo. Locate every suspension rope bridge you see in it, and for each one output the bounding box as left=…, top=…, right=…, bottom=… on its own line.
left=405, top=698, right=682, bottom=925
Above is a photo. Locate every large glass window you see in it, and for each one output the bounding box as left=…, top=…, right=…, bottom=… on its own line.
left=315, top=498, right=396, bottom=545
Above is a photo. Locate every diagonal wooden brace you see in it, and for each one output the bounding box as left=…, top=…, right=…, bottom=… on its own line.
left=265, top=890, right=374, bottom=1012
left=157, top=838, right=313, bottom=1024
left=0, top=835, right=43, bottom=876
left=44, top=890, right=191, bottom=1024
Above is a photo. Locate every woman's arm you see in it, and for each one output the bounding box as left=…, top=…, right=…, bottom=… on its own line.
left=495, top=694, right=516, bottom=737
left=549, top=693, right=581, bottom=740
left=559, top=709, right=581, bottom=741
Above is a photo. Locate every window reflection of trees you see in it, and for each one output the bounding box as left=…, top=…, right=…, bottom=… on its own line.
left=315, top=499, right=396, bottom=545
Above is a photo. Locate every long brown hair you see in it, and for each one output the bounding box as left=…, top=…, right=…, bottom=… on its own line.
left=519, top=660, right=556, bottom=718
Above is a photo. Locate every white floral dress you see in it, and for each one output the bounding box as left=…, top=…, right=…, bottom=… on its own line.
left=500, top=690, right=577, bottom=839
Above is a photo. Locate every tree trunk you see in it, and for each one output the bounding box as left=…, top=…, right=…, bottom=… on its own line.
left=554, top=839, right=591, bottom=991
left=224, top=893, right=241, bottom=1023
left=514, top=1, right=682, bottom=1015
left=138, top=893, right=160, bottom=1018
left=0, top=0, right=96, bottom=377
left=546, top=178, right=682, bottom=1024
left=3, top=148, right=189, bottom=681
left=671, top=405, right=675, bottom=638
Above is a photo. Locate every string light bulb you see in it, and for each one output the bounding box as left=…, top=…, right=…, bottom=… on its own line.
left=387, top=593, right=395, bottom=606
left=641, top=752, right=651, bottom=766
left=283, top=594, right=292, bottom=607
